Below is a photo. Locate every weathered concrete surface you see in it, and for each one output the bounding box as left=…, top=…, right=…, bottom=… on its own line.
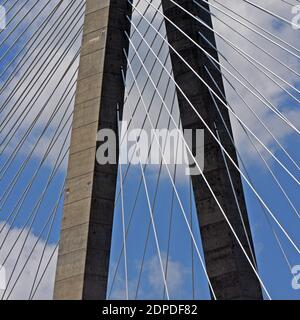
left=54, top=0, right=132, bottom=300
left=161, top=0, right=263, bottom=299
left=54, top=0, right=262, bottom=301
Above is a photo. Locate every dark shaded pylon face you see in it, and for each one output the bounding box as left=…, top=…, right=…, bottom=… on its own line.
left=161, top=0, right=263, bottom=300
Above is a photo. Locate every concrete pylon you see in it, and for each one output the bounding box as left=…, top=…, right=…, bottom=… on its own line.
left=161, top=0, right=262, bottom=299
left=53, top=0, right=132, bottom=300
left=54, top=0, right=263, bottom=300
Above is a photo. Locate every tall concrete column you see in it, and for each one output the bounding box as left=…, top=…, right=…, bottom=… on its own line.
left=54, top=0, right=132, bottom=300
left=161, top=0, right=263, bottom=299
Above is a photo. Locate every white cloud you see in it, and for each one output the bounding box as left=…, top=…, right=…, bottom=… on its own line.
left=0, top=0, right=299, bottom=300
left=208, top=0, right=300, bottom=165
left=0, top=223, right=57, bottom=300
left=109, top=253, right=190, bottom=300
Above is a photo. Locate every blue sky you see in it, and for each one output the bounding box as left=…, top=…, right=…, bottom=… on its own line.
left=0, top=0, right=299, bottom=300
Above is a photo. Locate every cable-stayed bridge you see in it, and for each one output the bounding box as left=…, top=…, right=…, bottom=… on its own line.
left=0, top=0, right=299, bottom=300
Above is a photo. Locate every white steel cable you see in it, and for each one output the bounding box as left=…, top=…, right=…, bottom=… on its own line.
left=130, top=1, right=300, bottom=184
left=204, top=65, right=300, bottom=220
left=205, top=66, right=295, bottom=274
left=198, top=30, right=300, bottom=172
left=117, top=107, right=129, bottom=300
left=125, top=41, right=270, bottom=298
left=242, top=0, right=300, bottom=29
left=168, top=0, right=300, bottom=126
left=125, top=100, right=171, bottom=299
left=193, top=11, right=300, bottom=103
left=126, top=34, right=274, bottom=298
left=124, top=11, right=300, bottom=259
left=124, top=62, right=213, bottom=299
left=203, top=0, right=300, bottom=60
left=194, top=0, right=300, bottom=94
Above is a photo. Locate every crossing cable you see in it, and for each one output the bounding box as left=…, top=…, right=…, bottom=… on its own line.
left=124, top=89, right=173, bottom=301
left=205, top=65, right=294, bottom=273
left=214, top=102, right=294, bottom=273
left=126, top=7, right=300, bottom=257
left=168, top=0, right=300, bottom=118
left=121, top=6, right=168, bottom=146
left=214, top=123, right=257, bottom=266
left=194, top=0, right=300, bottom=85
left=133, top=158, right=171, bottom=299
left=204, top=61, right=300, bottom=219
left=115, top=57, right=175, bottom=210
left=108, top=66, right=178, bottom=299
left=131, top=1, right=299, bottom=139
left=209, top=82, right=299, bottom=262
left=124, top=46, right=218, bottom=299
left=125, top=10, right=300, bottom=268
left=136, top=131, right=170, bottom=300
left=124, top=0, right=167, bottom=103
left=192, top=6, right=300, bottom=107
left=0, top=28, right=82, bottom=156
left=109, top=9, right=202, bottom=296
left=197, top=30, right=300, bottom=173
left=205, top=0, right=300, bottom=59
left=130, top=1, right=300, bottom=184
left=109, top=43, right=178, bottom=297
left=131, top=96, right=181, bottom=299
left=122, top=70, right=175, bottom=299
left=125, top=36, right=272, bottom=301
left=0, top=0, right=79, bottom=96
left=114, top=21, right=170, bottom=207
left=216, top=117, right=296, bottom=270
left=206, top=66, right=293, bottom=268
left=128, top=1, right=300, bottom=184
left=0, top=0, right=84, bottom=115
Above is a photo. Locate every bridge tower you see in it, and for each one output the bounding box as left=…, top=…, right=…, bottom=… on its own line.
left=54, top=0, right=262, bottom=300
